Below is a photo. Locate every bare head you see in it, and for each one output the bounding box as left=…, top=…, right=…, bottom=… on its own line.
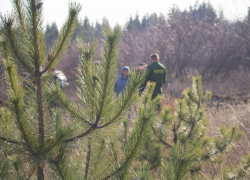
left=150, top=53, right=159, bottom=62
left=137, top=63, right=148, bottom=71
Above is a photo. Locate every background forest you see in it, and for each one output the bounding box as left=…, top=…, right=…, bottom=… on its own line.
left=1, top=1, right=250, bottom=179
left=2, top=2, right=250, bottom=104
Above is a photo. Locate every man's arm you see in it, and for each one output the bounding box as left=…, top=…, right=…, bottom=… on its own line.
left=163, top=68, right=166, bottom=84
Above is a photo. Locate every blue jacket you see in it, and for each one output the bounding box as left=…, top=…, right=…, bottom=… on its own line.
left=114, top=66, right=130, bottom=97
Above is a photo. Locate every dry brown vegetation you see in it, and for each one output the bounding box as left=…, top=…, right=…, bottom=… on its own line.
left=202, top=100, right=250, bottom=179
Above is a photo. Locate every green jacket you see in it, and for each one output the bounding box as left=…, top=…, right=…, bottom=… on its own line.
left=145, top=61, right=166, bottom=99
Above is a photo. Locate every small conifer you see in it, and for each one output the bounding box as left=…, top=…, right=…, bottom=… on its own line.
left=137, top=76, right=244, bottom=179
left=0, top=1, right=247, bottom=180
left=0, top=0, right=160, bottom=179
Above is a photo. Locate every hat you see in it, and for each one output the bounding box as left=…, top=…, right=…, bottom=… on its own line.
left=122, top=66, right=130, bottom=72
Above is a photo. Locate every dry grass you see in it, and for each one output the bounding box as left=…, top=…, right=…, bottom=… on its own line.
left=207, top=102, right=250, bottom=160
left=204, top=101, right=250, bottom=178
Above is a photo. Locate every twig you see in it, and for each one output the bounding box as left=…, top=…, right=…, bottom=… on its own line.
left=63, top=127, right=94, bottom=143
left=84, top=138, right=91, bottom=179
left=0, top=136, right=19, bottom=144
left=176, top=157, right=185, bottom=180
left=95, top=38, right=114, bottom=126
left=152, top=127, right=172, bottom=148
left=26, top=164, right=37, bottom=180
left=55, top=162, right=64, bottom=180
left=56, top=91, right=93, bottom=126
left=6, top=23, right=32, bottom=72
left=102, top=120, right=147, bottom=180
left=42, top=7, right=77, bottom=74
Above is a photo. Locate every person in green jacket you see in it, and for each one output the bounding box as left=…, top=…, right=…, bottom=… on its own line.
left=145, top=53, right=166, bottom=99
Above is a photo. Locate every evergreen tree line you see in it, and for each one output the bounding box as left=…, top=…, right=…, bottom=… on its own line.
left=45, top=17, right=108, bottom=49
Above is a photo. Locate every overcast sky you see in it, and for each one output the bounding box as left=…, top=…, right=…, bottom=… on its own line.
left=0, top=0, right=249, bottom=29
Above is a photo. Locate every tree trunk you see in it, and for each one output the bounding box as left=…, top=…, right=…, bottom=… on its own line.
left=37, top=164, right=44, bottom=180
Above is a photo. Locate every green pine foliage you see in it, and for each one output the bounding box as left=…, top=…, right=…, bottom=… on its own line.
left=137, top=76, right=244, bottom=179
left=0, top=1, right=160, bottom=179
left=162, top=143, right=197, bottom=180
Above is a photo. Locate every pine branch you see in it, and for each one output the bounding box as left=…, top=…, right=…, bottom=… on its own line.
left=102, top=119, right=147, bottom=180
left=2, top=52, right=36, bottom=152
left=37, top=136, right=64, bottom=156
left=152, top=127, right=172, bottom=148
left=12, top=0, right=26, bottom=34
left=178, top=123, right=191, bottom=135
left=8, top=68, right=16, bottom=91
left=178, top=115, right=192, bottom=123
left=91, top=79, right=97, bottom=120
left=42, top=3, right=81, bottom=74
left=42, top=36, right=68, bottom=73
left=177, top=101, right=192, bottom=124
left=56, top=90, right=93, bottom=126
left=30, top=0, right=40, bottom=68
left=171, top=120, right=181, bottom=144
left=83, top=69, right=97, bottom=179
left=14, top=104, right=35, bottom=154
left=95, top=39, right=114, bottom=126
left=0, top=135, right=19, bottom=144
left=176, top=157, right=185, bottom=180
left=84, top=138, right=92, bottom=179
left=91, top=140, right=106, bottom=172
left=187, top=123, right=195, bottom=138
left=37, top=74, right=45, bottom=146
left=188, top=102, right=193, bottom=120
left=201, top=150, right=220, bottom=161
left=187, top=102, right=200, bottom=138
left=172, top=122, right=178, bottom=144
left=26, top=164, right=37, bottom=180
left=8, top=68, right=35, bottom=153
left=99, top=82, right=137, bottom=128
left=110, top=142, right=120, bottom=171
left=201, top=134, right=234, bottom=161
left=55, top=161, right=65, bottom=180
left=3, top=17, right=32, bottom=72
left=63, top=127, right=94, bottom=143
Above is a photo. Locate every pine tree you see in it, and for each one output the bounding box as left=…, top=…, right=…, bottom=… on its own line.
left=136, top=76, right=244, bottom=179
left=0, top=0, right=160, bottom=179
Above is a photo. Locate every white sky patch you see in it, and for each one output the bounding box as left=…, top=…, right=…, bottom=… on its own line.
left=0, top=0, right=249, bottom=29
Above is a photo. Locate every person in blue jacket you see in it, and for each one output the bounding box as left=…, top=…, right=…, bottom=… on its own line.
left=114, top=66, right=130, bottom=97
